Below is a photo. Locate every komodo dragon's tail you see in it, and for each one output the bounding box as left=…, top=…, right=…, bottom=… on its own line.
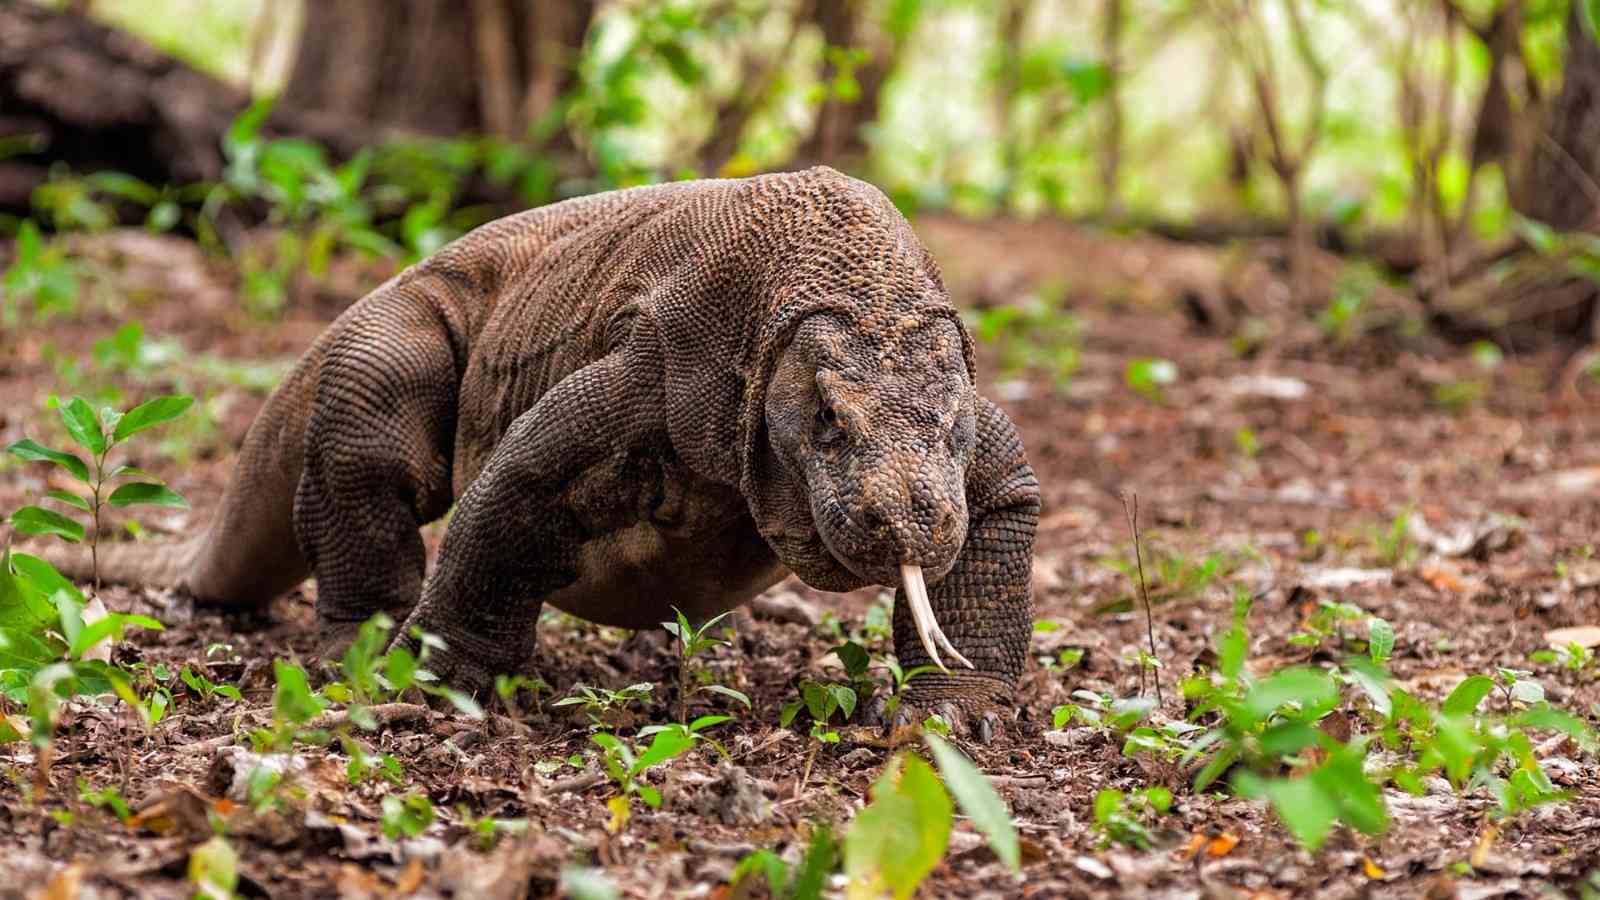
left=30, top=340, right=327, bottom=607
left=37, top=534, right=202, bottom=591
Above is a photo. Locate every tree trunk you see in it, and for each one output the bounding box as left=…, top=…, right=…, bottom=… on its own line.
left=281, top=0, right=481, bottom=136
left=796, top=0, right=901, bottom=171
left=0, top=3, right=368, bottom=215
left=280, top=0, right=594, bottom=142
left=1512, top=2, right=1600, bottom=232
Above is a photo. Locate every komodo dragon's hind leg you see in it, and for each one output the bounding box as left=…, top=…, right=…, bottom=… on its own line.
left=392, top=345, right=666, bottom=692
left=293, top=293, right=461, bottom=643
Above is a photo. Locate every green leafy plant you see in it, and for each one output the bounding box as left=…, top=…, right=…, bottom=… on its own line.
left=662, top=607, right=750, bottom=723
left=1091, top=786, right=1172, bottom=850
left=494, top=673, right=553, bottom=716
left=553, top=682, right=655, bottom=727
left=0, top=546, right=164, bottom=754
left=7, top=393, right=194, bottom=591
left=591, top=727, right=695, bottom=827
left=1124, top=357, right=1178, bottom=403
left=381, top=791, right=435, bottom=839
left=1096, top=541, right=1242, bottom=612
left=188, top=835, right=239, bottom=900
left=179, top=664, right=243, bottom=703
left=2, top=220, right=81, bottom=325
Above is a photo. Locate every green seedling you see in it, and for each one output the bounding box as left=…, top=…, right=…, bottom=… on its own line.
left=591, top=727, right=696, bottom=828
left=553, top=682, right=655, bottom=727
left=1092, top=786, right=1171, bottom=850
left=662, top=607, right=750, bottom=723
left=7, top=393, right=194, bottom=592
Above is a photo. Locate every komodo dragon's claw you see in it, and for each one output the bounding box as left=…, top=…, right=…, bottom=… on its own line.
left=860, top=692, right=1007, bottom=745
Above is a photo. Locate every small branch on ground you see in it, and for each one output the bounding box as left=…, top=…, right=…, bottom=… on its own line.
left=1122, top=492, right=1163, bottom=706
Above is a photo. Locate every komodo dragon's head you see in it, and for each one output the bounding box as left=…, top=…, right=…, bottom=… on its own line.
left=760, top=306, right=979, bottom=670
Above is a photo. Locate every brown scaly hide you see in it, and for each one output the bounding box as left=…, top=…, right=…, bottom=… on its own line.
left=58, top=167, right=1039, bottom=732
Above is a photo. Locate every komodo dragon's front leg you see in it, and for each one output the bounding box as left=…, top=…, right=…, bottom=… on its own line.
left=394, top=344, right=666, bottom=689
left=873, top=398, right=1039, bottom=741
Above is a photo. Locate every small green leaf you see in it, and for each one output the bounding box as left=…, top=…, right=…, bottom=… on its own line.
left=6, top=439, right=89, bottom=483
left=1442, top=675, right=1495, bottom=716
left=11, top=506, right=84, bottom=543
left=107, top=482, right=189, bottom=509
left=698, top=684, right=751, bottom=708
left=59, top=397, right=106, bottom=455
left=44, top=490, right=90, bottom=512
left=1368, top=618, right=1395, bottom=663
left=112, top=395, right=194, bottom=443
left=926, top=733, right=1020, bottom=872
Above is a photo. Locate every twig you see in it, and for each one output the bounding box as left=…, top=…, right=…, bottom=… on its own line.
left=1122, top=492, right=1163, bottom=705
left=548, top=771, right=608, bottom=794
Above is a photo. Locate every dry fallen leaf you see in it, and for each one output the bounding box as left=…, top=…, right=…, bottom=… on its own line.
left=39, top=863, right=84, bottom=900
left=1206, top=833, right=1239, bottom=858
left=1471, top=824, right=1499, bottom=868
left=1419, top=565, right=1467, bottom=594
left=393, top=858, right=426, bottom=894
left=1362, top=856, right=1386, bottom=879
left=1176, top=832, right=1207, bottom=861
left=1543, top=625, right=1600, bottom=649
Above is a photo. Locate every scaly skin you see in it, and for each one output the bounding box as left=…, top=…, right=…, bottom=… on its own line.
left=53, top=167, right=1039, bottom=737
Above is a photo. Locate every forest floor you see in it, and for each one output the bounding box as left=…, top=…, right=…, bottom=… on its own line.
left=1, top=216, right=1599, bottom=899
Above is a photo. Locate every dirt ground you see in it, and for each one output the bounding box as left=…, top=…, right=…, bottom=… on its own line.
left=2, top=216, right=1599, bottom=899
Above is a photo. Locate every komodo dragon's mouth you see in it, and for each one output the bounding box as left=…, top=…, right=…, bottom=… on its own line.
left=899, top=562, right=974, bottom=673
left=809, top=489, right=971, bottom=673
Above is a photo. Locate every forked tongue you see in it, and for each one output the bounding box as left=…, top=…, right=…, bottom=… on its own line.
left=899, top=563, right=974, bottom=672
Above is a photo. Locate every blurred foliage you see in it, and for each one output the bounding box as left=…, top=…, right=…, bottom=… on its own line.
left=43, top=0, right=1595, bottom=236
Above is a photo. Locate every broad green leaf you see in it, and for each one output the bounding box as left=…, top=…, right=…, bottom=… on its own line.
left=10, top=506, right=84, bottom=543
left=832, top=641, right=871, bottom=679
left=59, top=396, right=106, bottom=455
left=52, top=589, right=85, bottom=652
left=1243, top=667, right=1338, bottom=726
left=107, top=482, right=189, bottom=509
left=1513, top=706, right=1600, bottom=753
left=1237, top=772, right=1338, bottom=850
left=70, top=611, right=163, bottom=660
left=633, top=728, right=694, bottom=773
left=1313, top=742, right=1388, bottom=837
left=113, top=395, right=194, bottom=442
left=383, top=646, right=418, bottom=693
left=845, top=753, right=952, bottom=900
left=6, top=439, right=89, bottom=483
left=1368, top=618, right=1395, bottom=663
left=1442, top=675, right=1495, bottom=716
left=0, top=548, right=62, bottom=634
left=926, top=733, right=1019, bottom=872
left=10, top=553, right=81, bottom=607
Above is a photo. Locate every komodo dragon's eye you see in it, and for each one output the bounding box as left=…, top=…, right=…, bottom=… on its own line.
left=948, top=412, right=976, bottom=455
left=813, top=402, right=845, bottom=448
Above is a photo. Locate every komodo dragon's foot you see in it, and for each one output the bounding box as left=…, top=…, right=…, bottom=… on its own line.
left=387, top=611, right=537, bottom=702
left=860, top=674, right=1013, bottom=745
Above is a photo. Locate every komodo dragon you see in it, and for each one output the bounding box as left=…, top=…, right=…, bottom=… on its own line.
left=64, top=167, right=1040, bottom=735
